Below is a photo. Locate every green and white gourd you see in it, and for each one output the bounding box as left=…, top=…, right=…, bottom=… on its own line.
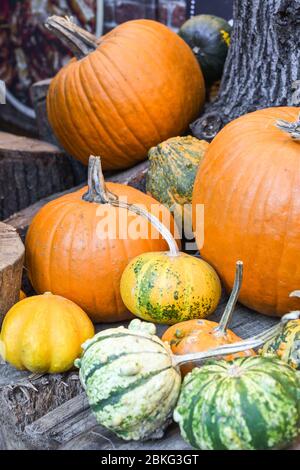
left=75, top=319, right=181, bottom=441
left=174, top=356, right=300, bottom=450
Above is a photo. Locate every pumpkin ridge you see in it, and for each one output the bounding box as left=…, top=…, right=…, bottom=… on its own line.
left=184, top=374, right=219, bottom=448
left=98, top=44, right=163, bottom=145
left=274, top=157, right=299, bottom=314
left=51, top=74, right=78, bottom=159
left=237, top=377, right=268, bottom=450
left=204, top=377, right=227, bottom=450
left=91, top=51, right=149, bottom=155
left=107, top=44, right=167, bottom=144
left=83, top=331, right=166, bottom=354
left=84, top=350, right=169, bottom=382
left=41, top=203, right=76, bottom=294
left=91, top=365, right=172, bottom=412
left=63, top=63, right=92, bottom=160
left=81, top=56, right=130, bottom=161
left=79, top=56, right=129, bottom=162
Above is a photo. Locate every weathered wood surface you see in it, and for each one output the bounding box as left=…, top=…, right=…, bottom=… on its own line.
left=0, top=292, right=282, bottom=450
left=0, top=131, right=86, bottom=220
left=0, top=222, right=24, bottom=324
left=4, top=160, right=149, bottom=242
left=30, top=79, right=55, bottom=145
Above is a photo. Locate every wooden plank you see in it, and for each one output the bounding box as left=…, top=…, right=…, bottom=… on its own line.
left=0, top=222, right=24, bottom=324
left=4, top=160, right=149, bottom=241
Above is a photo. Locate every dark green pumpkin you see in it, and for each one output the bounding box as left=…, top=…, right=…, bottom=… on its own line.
left=174, top=356, right=300, bottom=450
left=179, top=15, right=232, bottom=85
left=146, top=136, right=208, bottom=227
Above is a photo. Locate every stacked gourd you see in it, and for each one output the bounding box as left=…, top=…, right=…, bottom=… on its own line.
left=2, top=11, right=300, bottom=453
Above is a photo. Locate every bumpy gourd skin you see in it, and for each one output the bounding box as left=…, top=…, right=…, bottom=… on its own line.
left=261, top=319, right=300, bottom=369
left=76, top=319, right=181, bottom=441
left=120, top=252, right=221, bottom=325
left=174, top=356, right=300, bottom=450
left=146, top=136, right=209, bottom=226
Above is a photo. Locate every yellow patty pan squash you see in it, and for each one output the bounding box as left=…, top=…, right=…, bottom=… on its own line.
left=0, top=292, right=95, bottom=373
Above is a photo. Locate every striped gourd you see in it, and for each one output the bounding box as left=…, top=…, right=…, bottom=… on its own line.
left=120, top=252, right=221, bottom=325
left=261, top=319, right=300, bottom=369
left=75, top=319, right=181, bottom=441
left=146, top=136, right=208, bottom=227
left=174, top=356, right=300, bottom=450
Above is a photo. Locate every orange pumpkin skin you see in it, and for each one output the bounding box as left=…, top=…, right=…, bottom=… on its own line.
left=25, top=183, right=176, bottom=323
left=47, top=20, right=205, bottom=170
left=162, top=319, right=254, bottom=375
left=192, top=107, right=300, bottom=316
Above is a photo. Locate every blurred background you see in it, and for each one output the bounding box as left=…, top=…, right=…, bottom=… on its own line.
left=0, top=0, right=233, bottom=136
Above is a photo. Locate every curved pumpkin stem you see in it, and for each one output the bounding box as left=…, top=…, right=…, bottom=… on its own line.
left=214, top=261, right=243, bottom=337
left=83, top=156, right=180, bottom=256
left=45, top=16, right=98, bottom=60
left=276, top=113, right=300, bottom=141
left=174, top=310, right=300, bottom=367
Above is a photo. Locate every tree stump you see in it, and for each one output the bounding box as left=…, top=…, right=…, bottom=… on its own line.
left=191, top=0, right=300, bottom=140
left=0, top=132, right=86, bottom=220
left=0, top=222, right=24, bottom=324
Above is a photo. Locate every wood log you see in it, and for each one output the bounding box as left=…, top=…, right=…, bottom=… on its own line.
left=4, top=160, right=149, bottom=242
left=0, top=370, right=83, bottom=450
left=0, top=132, right=86, bottom=220
left=30, top=79, right=57, bottom=145
left=0, top=222, right=24, bottom=324
left=0, top=102, right=37, bottom=138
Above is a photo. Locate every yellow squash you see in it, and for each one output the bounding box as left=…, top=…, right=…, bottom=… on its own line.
left=0, top=292, right=95, bottom=373
left=120, top=252, right=221, bottom=325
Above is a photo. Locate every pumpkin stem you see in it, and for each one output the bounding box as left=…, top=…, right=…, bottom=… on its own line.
left=83, top=156, right=179, bottom=256
left=276, top=113, right=300, bottom=141
left=45, top=16, right=98, bottom=60
left=214, top=261, right=243, bottom=337
left=174, top=310, right=300, bottom=367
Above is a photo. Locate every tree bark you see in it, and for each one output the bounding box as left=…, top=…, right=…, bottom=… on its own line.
left=0, top=222, right=24, bottom=324
left=191, top=0, right=300, bottom=140
left=0, top=132, right=86, bottom=220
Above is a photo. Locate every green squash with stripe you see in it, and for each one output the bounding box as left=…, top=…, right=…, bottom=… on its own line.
left=174, top=356, right=300, bottom=450
left=75, top=319, right=181, bottom=441
left=261, top=319, right=300, bottom=369
left=146, top=136, right=209, bottom=228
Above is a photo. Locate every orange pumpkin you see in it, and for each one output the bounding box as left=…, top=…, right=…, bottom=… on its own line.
left=193, top=107, right=300, bottom=316
left=46, top=16, right=205, bottom=170
left=25, top=156, right=177, bottom=323
left=162, top=261, right=254, bottom=374
left=162, top=319, right=253, bottom=376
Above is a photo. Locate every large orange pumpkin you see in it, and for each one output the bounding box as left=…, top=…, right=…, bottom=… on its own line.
left=46, top=16, right=205, bottom=170
left=193, top=107, right=300, bottom=316
left=25, top=156, right=177, bottom=323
